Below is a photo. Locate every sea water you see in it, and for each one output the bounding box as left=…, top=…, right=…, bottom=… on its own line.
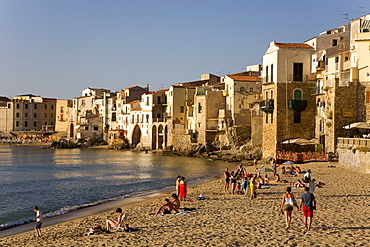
left=0, top=146, right=229, bottom=230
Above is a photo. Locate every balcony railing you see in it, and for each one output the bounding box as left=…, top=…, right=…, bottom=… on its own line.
left=260, top=99, right=274, bottom=114
left=289, top=99, right=307, bottom=111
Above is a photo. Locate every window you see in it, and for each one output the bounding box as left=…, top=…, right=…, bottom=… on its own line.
left=44, top=105, right=47, bottom=109
left=34, top=122, right=37, bottom=127
left=51, top=122, right=54, bottom=126
left=34, top=104, right=37, bottom=109
left=25, top=113, right=28, bottom=117
left=293, top=111, right=301, bottom=123
left=7, top=103, right=11, bottom=108
left=16, top=121, right=19, bottom=127
left=270, top=64, right=274, bottom=82
left=293, top=89, right=302, bottom=100
left=34, top=113, right=37, bottom=118
left=25, top=121, right=28, bottom=127
left=51, top=105, right=54, bottom=110
left=146, top=114, right=149, bottom=123
left=249, top=87, right=253, bottom=92
left=16, top=104, right=19, bottom=109
left=81, top=100, right=85, bottom=106
left=265, top=65, right=269, bottom=82
left=332, top=39, right=338, bottom=46
left=60, top=106, right=64, bottom=113
left=25, top=104, right=28, bottom=109
left=293, top=63, right=303, bottom=81
left=85, top=126, right=89, bottom=130
left=198, top=103, right=202, bottom=113
left=112, top=113, right=117, bottom=121
left=366, top=92, right=370, bottom=103
left=180, top=106, right=184, bottom=113
left=335, top=57, right=339, bottom=63
left=16, top=113, right=20, bottom=118
left=44, top=113, right=47, bottom=118
left=51, top=113, right=54, bottom=118
left=240, top=87, right=245, bottom=93
left=344, top=56, right=349, bottom=61
left=94, top=126, right=99, bottom=130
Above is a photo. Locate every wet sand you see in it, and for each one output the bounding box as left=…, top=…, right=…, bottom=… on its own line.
left=0, top=161, right=369, bottom=246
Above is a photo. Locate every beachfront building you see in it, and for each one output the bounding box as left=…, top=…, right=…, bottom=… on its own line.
left=261, top=41, right=316, bottom=158
left=71, top=88, right=110, bottom=140
left=0, top=94, right=57, bottom=139
left=222, top=71, right=261, bottom=126
left=54, top=99, right=73, bottom=139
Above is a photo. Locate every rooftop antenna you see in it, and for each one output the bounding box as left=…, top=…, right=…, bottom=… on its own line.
left=341, top=13, right=349, bottom=22
left=359, top=7, right=365, bottom=17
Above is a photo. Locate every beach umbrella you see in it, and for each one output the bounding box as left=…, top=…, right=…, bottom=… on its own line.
left=257, top=168, right=273, bottom=172
left=343, top=122, right=370, bottom=129
left=283, top=161, right=295, bottom=165
left=282, top=138, right=315, bottom=145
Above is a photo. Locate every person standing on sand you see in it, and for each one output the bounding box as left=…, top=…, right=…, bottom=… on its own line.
left=179, top=177, right=187, bottom=201
left=175, top=175, right=181, bottom=196
left=300, top=187, right=316, bottom=231
left=32, top=206, right=43, bottom=237
left=230, top=171, right=237, bottom=194
left=224, top=167, right=231, bottom=193
left=249, top=175, right=257, bottom=199
left=280, top=187, right=299, bottom=230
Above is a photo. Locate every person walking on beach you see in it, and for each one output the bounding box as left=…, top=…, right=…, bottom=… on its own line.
left=300, top=187, right=316, bottom=231
left=224, top=167, right=231, bottom=193
left=280, top=187, right=299, bottom=230
left=33, top=206, right=43, bottom=237
left=179, top=177, right=187, bottom=201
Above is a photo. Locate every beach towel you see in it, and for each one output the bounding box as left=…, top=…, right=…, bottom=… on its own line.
left=157, top=211, right=190, bottom=216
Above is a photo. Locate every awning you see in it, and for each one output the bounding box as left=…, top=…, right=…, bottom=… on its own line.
left=282, top=138, right=316, bottom=145
left=361, top=20, right=370, bottom=29
left=343, top=122, right=370, bottom=129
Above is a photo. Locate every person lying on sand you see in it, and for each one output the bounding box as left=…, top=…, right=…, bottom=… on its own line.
left=154, top=199, right=177, bottom=215
left=292, top=180, right=305, bottom=188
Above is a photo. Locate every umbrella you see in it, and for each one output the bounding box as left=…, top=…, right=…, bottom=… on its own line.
left=343, top=122, right=370, bottom=129
left=283, top=161, right=295, bottom=165
left=282, top=138, right=315, bottom=145
left=257, top=168, right=273, bottom=172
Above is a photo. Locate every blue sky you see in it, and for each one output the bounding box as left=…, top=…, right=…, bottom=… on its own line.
left=1, top=0, right=369, bottom=99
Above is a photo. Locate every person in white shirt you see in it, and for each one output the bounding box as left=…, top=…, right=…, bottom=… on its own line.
left=33, top=206, right=43, bottom=237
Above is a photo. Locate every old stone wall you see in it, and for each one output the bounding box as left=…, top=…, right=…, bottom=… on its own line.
left=337, top=148, right=370, bottom=173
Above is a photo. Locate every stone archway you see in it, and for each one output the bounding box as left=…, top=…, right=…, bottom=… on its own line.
left=132, top=125, right=141, bottom=147
left=152, top=125, right=157, bottom=150
left=158, top=125, right=164, bottom=149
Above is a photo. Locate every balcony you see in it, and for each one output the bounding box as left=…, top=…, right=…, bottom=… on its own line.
left=289, top=99, right=307, bottom=111
left=260, top=99, right=274, bottom=114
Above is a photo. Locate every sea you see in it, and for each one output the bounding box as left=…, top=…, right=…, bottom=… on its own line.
left=0, top=146, right=229, bottom=231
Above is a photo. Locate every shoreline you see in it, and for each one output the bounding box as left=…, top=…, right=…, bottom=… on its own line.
left=1, top=161, right=370, bottom=246
left=0, top=173, right=221, bottom=238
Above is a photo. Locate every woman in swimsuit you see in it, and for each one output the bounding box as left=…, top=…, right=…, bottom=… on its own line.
left=280, top=187, right=299, bottom=230
left=224, top=167, right=231, bottom=193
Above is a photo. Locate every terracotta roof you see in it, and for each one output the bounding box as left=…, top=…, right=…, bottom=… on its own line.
left=228, top=75, right=260, bottom=82
left=147, top=89, right=169, bottom=95
left=132, top=107, right=142, bottom=111
left=0, top=96, right=10, bottom=101
left=275, top=43, right=313, bottom=49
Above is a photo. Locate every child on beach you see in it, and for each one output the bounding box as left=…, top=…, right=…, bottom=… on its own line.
left=33, top=206, right=43, bottom=237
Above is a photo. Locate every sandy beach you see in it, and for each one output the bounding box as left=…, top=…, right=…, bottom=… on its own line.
left=0, top=161, right=369, bottom=247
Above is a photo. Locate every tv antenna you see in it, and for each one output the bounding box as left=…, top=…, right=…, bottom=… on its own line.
left=359, top=7, right=365, bottom=17
left=341, top=13, right=349, bottom=22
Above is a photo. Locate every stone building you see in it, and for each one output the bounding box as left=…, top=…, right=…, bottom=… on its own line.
left=261, top=42, right=316, bottom=158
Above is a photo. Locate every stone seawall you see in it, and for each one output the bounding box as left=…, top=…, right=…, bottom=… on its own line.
left=337, top=148, right=370, bottom=173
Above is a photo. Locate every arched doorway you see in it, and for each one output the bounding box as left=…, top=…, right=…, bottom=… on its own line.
left=152, top=125, right=157, bottom=150
left=132, top=125, right=141, bottom=147
left=158, top=125, right=164, bottom=149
